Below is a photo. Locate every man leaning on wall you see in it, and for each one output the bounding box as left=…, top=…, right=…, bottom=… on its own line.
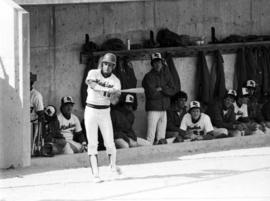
left=30, top=72, right=45, bottom=156
left=142, top=52, right=175, bottom=145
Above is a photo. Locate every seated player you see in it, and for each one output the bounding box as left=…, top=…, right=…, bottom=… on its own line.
left=180, top=101, right=215, bottom=141
left=234, top=88, right=264, bottom=135
left=111, top=94, right=151, bottom=148
left=262, top=96, right=270, bottom=133
left=245, top=80, right=268, bottom=133
left=166, top=91, right=188, bottom=143
left=42, top=105, right=66, bottom=156
left=58, top=96, right=87, bottom=154
left=245, top=80, right=264, bottom=123
left=234, top=87, right=250, bottom=122
left=207, top=90, right=244, bottom=137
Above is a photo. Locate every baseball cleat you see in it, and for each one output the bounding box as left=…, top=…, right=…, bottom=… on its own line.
left=93, top=176, right=104, bottom=183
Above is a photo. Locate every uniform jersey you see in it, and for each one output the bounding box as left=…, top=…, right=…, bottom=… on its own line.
left=233, top=102, right=248, bottom=120
left=58, top=113, right=82, bottom=141
left=180, top=113, right=214, bottom=135
left=85, top=69, right=121, bottom=106
left=30, top=89, right=44, bottom=122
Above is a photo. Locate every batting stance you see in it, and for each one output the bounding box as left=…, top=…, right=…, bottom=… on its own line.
left=84, top=53, right=121, bottom=182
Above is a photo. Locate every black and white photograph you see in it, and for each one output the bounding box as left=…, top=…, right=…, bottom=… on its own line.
left=1, top=0, right=270, bottom=200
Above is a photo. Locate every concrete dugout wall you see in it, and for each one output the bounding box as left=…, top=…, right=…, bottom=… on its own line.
left=0, top=0, right=30, bottom=168
left=22, top=0, right=270, bottom=138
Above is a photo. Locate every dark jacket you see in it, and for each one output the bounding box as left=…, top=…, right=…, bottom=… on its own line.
left=262, top=100, right=270, bottom=121
left=197, top=51, right=211, bottom=105
left=113, top=57, right=138, bottom=110
left=142, top=66, right=175, bottom=111
left=206, top=101, right=236, bottom=130
left=111, top=106, right=137, bottom=143
left=248, top=95, right=264, bottom=123
left=164, top=53, right=181, bottom=94
left=44, top=116, right=64, bottom=143
left=234, top=48, right=247, bottom=93
left=211, top=50, right=226, bottom=101
left=166, top=106, right=187, bottom=132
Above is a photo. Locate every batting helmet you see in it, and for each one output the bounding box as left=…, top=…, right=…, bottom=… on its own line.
left=101, top=53, right=117, bottom=66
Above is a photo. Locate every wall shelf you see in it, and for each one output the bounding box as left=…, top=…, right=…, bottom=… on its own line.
left=80, top=40, right=270, bottom=64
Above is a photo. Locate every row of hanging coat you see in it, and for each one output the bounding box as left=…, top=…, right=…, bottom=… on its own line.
left=234, top=46, right=270, bottom=101
left=196, top=50, right=226, bottom=107
left=196, top=45, right=270, bottom=108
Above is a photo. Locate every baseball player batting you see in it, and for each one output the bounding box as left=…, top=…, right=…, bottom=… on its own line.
left=84, top=53, right=121, bottom=183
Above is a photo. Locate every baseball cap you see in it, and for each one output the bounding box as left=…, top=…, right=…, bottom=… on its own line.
left=225, top=89, right=237, bottom=99
left=239, top=87, right=249, bottom=97
left=151, top=52, right=162, bottom=62
left=246, top=80, right=256, bottom=88
left=61, top=96, right=75, bottom=105
left=189, top=101, right=201, bottom=110
left=45, top=105, right=56, bottom=117
left=125, top=94, right=135, bottom=104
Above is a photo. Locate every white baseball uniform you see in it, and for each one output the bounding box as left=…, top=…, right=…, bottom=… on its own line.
left=180, top=113, right=214, bottom=135
left=84, top=69, right=121, bottom=155
left=233, top=102, right=248, bottom=120
left=58, top=112, right=83, bottom=153
left=58, top=112, right=82, bottom=141
left=30, top=89, right=44, bottom=122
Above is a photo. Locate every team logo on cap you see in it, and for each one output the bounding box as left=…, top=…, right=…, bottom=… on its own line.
left=125, top=94, right=135, bottom=103
left=246, top=80, right=256, bottom=88
left=190, top=101, right=200, bottom=109
left=241, top=87, right=249, bottom=96
left=62, top=96, right=74, bottom=104
left=151, top=52, right=162, bottom=61
left=227, top=89, right=237, bottom=97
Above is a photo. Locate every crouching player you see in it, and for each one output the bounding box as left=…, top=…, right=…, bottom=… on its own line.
left=180, top=101, right=215, bottom=141
left=84, top=53, right=121, bottom=183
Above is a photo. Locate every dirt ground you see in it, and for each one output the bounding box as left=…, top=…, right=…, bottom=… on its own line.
left=1, top=147, right=270, bottom=201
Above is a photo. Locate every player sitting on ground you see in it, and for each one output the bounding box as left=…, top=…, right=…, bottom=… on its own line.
left=166, top=91, right=188, bottom=143
left=42, top=105, right=66, bottom=156
left=245, top=80, right=268, bottom=133
left=58, top=96, right=87, bottom=154
left=234, top=87, right=263, bottom=136
left=207, top=90, right=244, bottom=137
left=111, top=94, right=151, bottom=149
left=179, top=101, right=215, bottom=141
left=261, top=95, right=270, bottom=134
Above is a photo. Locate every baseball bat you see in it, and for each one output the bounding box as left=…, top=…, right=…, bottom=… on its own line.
left=120, top=87, right=145, bottom=93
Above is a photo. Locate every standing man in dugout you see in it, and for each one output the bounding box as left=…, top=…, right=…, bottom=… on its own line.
left=30, top=72, right=44, bottom=124
left=85, top=53, right=121, bottom=183
left=142, top=52, right=175, bottom=145
left=30, top=72, right=44, bottom=155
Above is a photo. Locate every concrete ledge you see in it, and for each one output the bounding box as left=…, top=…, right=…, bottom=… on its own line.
left=31, top=135, right=270, bottom=169
left=1, top=135, right=270, bottom=179
left=15, top=0, right=150, bottom=6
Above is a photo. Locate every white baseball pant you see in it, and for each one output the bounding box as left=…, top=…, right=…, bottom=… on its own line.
left=84, top=106, right=116, bottom=155
left=146, top=111, right=167, bottom=144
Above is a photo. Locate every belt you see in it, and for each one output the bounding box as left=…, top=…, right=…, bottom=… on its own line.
left=86, top=103, right=110, bottom=109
